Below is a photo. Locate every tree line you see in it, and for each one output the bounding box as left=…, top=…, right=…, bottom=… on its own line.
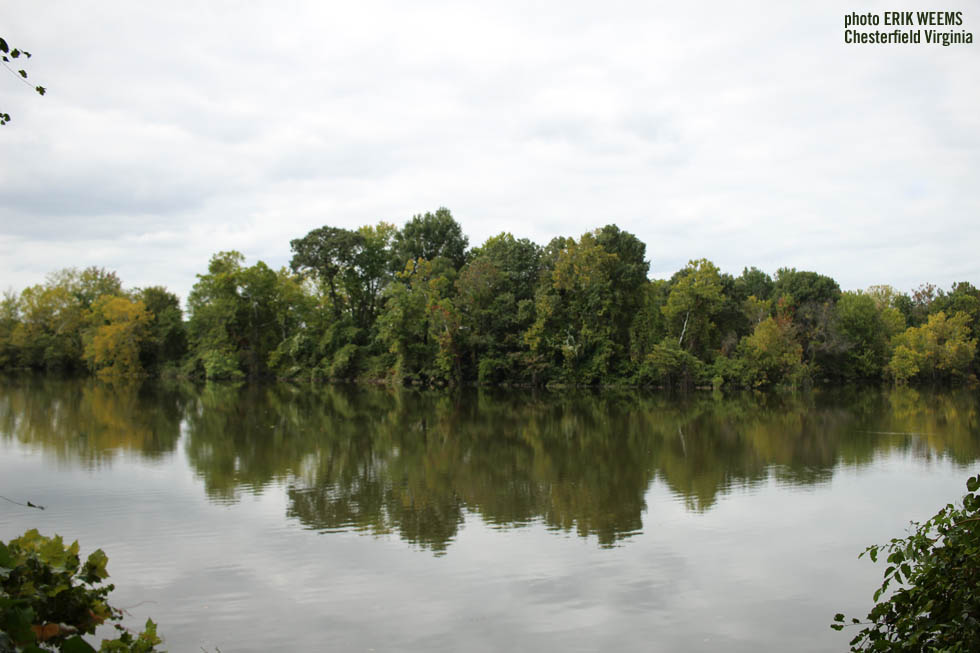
left=0, top=208, right=977, bottom=388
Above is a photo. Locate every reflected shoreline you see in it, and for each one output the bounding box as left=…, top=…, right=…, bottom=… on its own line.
left=2, top=375, right=978, bottom=552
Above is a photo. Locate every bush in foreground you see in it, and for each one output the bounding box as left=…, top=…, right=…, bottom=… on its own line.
left=0, top=529, right=162, bottom=652
left=833, top=474, right=980, bottom=651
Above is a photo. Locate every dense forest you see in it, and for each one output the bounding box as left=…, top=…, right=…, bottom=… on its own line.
left=0, top=208, right=977, bottom=388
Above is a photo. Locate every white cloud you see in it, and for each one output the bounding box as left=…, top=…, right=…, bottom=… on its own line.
left=1, top=0, right=978, bottom=301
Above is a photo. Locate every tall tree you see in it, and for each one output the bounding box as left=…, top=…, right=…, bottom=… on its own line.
left=833, top=291, right=905, bottom=380
left=662, top=259, right=725, bottom=359
left=392, top=207, right=469, bottom=272
left=137, top=286, right=188, bottom=373
left=456, top=233, right=543, bottom=383
left=525, top=228, right=645, bottom=383
left=188, top=252, right=300, bottom=379
left=289, top=222, right=396, bottom=326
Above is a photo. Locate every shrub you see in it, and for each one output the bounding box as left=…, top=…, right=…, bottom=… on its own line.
left=833, top=474, right=980, bottom=651
left=0, top=530, right=162, bottom=652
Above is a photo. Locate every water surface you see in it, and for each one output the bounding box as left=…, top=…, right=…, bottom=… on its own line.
left=1, top=376, right=978, bottom=651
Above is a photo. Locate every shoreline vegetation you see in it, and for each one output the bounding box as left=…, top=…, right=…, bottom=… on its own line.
left=0, top=208, right=977, bottom=389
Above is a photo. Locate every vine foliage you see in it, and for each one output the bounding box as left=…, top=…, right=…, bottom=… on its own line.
left=0, top=530, right=161, bottom=652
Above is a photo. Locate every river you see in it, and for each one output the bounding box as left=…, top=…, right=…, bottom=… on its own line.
left=1, top=376, right=977, bottom=651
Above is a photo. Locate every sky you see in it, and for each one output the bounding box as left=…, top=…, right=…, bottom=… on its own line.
left=2, top=1, right=979, bottom=304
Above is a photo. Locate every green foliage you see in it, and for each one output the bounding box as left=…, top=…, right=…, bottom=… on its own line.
left=735, top=266, right=775, bottom=302
left=0, top=530, right=162, bottom=651
left=289, top=222, right=396, bottom=325
left=833, top=474, right=980, bottom=651
left=0, top=291, right=20, bottom=369
left=662, top=259, right=725, bottom=359
left=833, top=292, right=905, bottom=380
left=455, top=234, right=543, bottom=383
left=187, top=252, right=304, bottom=379
left=8, top=267, right=125, bottom=372
left=1, top=212, right=976, bottom=391
left=376, top=258, right=456, bottom=385
left=392, top=207, right=469, bottom=272
left=773, top=268, right=841, bottom=309
left=525, top=228, right=646, bottom=384
left=136, top=287, right=187, bottom=374
left=628, top=280, right=668, bottom=369
left=727, top=315, right=807, bottom=388
left=637, top=338, right=707, bottom=388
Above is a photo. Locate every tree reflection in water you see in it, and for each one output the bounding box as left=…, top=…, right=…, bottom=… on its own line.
left=2, top=376, right=978, bottom=552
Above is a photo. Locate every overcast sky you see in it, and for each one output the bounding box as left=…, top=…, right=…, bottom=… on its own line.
left=2, top=1, right=978, bottom=304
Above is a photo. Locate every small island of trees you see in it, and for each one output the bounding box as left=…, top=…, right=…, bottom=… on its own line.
left=0, top=208, right=976, bottom=388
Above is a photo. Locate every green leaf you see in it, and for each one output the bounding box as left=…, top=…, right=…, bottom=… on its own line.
left=0, top=37, right=9, bottom=53
left=39, top=534, right=70, bottom=568
left=84, top=548, right=110, bottom=581
left=900, top=563, right=911, bottom=580
left=36, top=86, right=46, bottom=96
left=968, top=476, right=979, bottom=493
left=833, top=613, right=845, bottom=622
left=18, top=69, right=27, bottom=78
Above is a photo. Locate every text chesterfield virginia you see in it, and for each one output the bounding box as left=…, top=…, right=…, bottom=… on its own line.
left=844, top=10, right=974, bottom=46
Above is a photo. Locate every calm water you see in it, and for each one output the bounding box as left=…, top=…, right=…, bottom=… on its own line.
left=1, top=376, right=978, bottom=651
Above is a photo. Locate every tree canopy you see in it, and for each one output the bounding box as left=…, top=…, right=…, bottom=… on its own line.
left=1, top=209, right=977, bottom=389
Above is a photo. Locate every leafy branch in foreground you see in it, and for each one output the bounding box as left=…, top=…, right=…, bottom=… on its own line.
left=0, top=529, right=162, bottom=652
left=832, top=474, right=980, bottom=651
left=1, top=36, right=46, bottom=126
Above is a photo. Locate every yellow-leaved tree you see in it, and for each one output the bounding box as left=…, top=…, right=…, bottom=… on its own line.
left=887, top=311, right=977, bottom=384
left=83, top=295, right=152, bottom=378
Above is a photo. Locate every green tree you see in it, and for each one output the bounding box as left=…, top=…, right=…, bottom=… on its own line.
left=136, top=286, right=188, bottom=373
left=628, top=280, right=669, bottom=370
left=11, top=284, right=86, bottom=370
left=833, top=474, right=980, bottom=651
left=834, top=291, right=905, bottom=380
left=456, top=233, right=543, bottom=383
left=770, top=268, right=844, bottom=378
left=662, top=258, right=725, bottom=359
left=772, top=267, right=841, bottom=308
left=735, top=266, right=774, bottom=301
left=894, top=283, right=938, bottom=328
left=376, top=257, right=458, bottom=384
left=730, top=314, right=807, bottom=388
left=0, top=290, right=20, bottom=368
left=392, top=207, right=469, bottom=272
left=187, top=252, right=301, bottom=380
left=525, top=229, right=645, bottom=383
left=289, top=222, right=396, bottom=326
